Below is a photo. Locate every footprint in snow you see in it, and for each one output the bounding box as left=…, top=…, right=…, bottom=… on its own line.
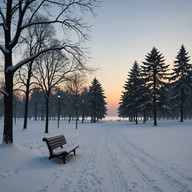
left=0, top=168, right=20, bottom=178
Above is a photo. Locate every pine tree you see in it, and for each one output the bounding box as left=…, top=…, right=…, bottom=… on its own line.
left=89, top=78, right=107, bottom=122
left=141, top=47, right=169, bottom=126
left=118, top=61, right=142, bottom=123
left=170, top=45, right=192, bottom=122
left=136, top=77, right=152, bottom=123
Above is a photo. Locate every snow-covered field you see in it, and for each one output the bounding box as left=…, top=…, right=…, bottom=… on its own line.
left=0, top=119, right=192, bottom=192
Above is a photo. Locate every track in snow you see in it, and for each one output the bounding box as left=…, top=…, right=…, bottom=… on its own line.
left=36, top=124, right=192, bottom=192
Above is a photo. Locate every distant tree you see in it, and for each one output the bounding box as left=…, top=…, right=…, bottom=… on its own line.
left=118, top=61, right=142, bottom=123
left=0, top=0, right=100, bottom=143
left=65, top=73, right=88, bottom=128
left=141, top=47, right=169, bottom=126
left=89, top=78, right=107, bottom=122
left=65, top=91, right=75, bottom=123
left=29, top=88, right=44, bottom=121
left=80, top=88, right=91, bottom=123
left=118, top=94, right=127, bottom=119
left=118, top=78, right=130, bottom=119
left=169, top=45, right=192, bottom=122
left=13, top=91, right=24, bottom=123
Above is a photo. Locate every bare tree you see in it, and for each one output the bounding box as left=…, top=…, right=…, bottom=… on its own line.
left=0, top=0, right=100, bottom=143
left=15, top=16, right=56, bottom=130
left=65, top=72, right=87, bottom=128
left=32, top=47, right=81, bottom=133
left=65, top=73, right=87, bottom=96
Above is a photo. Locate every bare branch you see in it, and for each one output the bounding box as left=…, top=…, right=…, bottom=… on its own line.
left=9, top=1, right=32, bottom=48
left=28, top=0, right=47, bottom=23
left=0, top=7, right=6, bottom=30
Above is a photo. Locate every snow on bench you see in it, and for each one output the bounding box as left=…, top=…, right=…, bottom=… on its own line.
left=42, top=135, right=79, bottom=164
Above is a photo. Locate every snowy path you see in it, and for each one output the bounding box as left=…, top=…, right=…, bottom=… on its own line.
left=115, top=129, right=192, bottom=192
left=37, top=122, right=192, bottom=192
left=1, top=120, right=192, bottom=192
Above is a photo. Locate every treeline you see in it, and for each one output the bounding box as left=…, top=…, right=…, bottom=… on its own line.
left=0, top=77, right=107, bottom=132
left=118, top=45, right=192, bottom=125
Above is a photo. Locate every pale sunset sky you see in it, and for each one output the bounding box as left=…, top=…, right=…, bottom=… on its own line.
left=88, top=0, right=192, bottom=116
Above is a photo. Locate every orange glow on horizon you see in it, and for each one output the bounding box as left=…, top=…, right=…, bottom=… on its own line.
left=105, top=88, right=122, bottom=116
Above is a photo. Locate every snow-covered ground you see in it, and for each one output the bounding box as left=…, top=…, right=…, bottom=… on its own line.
left=0, top=119, right=192, bottom=192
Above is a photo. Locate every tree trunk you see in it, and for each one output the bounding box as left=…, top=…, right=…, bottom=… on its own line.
left=135, top=110, right=138, bottom=124
left=143, top=111, right=146, bottom=123
left=34, top=102, right=38, bottom=121
left=68, top=114, right=71, bottom=123
left=23, top=65, right=32, bottom=129
left=82, top=112, right=84, bottom=123
left=45, top=96, right=49, bottom=133
left=180, top=90, right=184, bottom=122
left=3, top=69, right=14, bottom=143
left=153, top=95, right=157, bottom=126
left=3, top=2, right=14, bottom=143
left=153, top=73, right=157, bottom=126
left=23, top=90, right=29, bottom=129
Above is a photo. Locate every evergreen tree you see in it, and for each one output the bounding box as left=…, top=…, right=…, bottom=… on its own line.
left=141, top=47, right=169, bottom=126
left=170, top=45, right=192, bottom=122
left=118, top=61, right=142, bottom=123
left=80, top=88, right=91, bottom=123
left=89, top=78, right=107, bottom=122
left=118, top=93, right=128, bottom=119
left=136, top=76, right=152, bottom=123
left=157, top=84, right=171, bottom=119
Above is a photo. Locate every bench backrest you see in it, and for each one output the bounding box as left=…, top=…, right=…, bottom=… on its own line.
left=42, top=135, right=67, bottom=152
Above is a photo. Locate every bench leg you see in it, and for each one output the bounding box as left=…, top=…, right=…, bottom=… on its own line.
left=73, top=149, right=76, bottom=156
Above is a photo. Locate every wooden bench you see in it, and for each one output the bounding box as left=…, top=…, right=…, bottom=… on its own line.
left=42, top=135, right=79, bottom=164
